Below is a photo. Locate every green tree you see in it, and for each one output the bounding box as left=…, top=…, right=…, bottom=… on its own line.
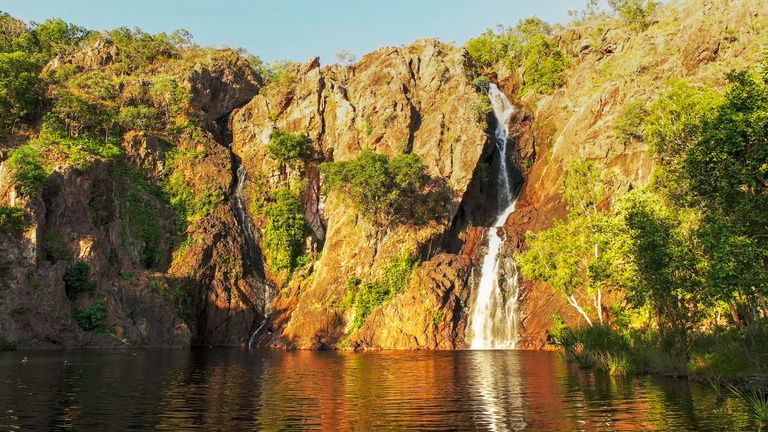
left=0, top=205, right=26, bottom=234
left=614, top=188, right=704, bottom=355
left=263, top=188, right=308, bottom=272
left=267, top=128, right=310, bottom=169
left=0, top=51, right=40, bottom=132
left=7, top=145, right=47, bottom=197
left=74, top=300, right=107, bottom=332
left=321, top=150, right=429, bottom=224
left=518, top=159, right=626, bottom=325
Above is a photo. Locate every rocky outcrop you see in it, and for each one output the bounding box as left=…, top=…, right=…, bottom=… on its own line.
left=505, top=0, right=768, bottom=348
left=232, top=39, right=491, bottom=349
left=0, top=45, right=264, bottom=348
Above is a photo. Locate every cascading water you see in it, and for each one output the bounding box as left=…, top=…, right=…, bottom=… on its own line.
left=467, top=84, right=520, bottom=350
left=230, top=164, right=273, bottom=347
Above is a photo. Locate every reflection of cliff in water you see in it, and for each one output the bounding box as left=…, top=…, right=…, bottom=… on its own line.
left=0, top=349, right=754, bottom=431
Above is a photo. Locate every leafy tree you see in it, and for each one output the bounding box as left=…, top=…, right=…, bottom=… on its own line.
left=0, top=51, right=40, bottom=131
left=472, top=76, right=491, bottom=93
left=74, top=300, right=107, bottom=332
left=63, top=261, right=96, bottom=294
left=574, top=0, right=660, bottom=31
left=263, top=188, right=308, bottom=272
left=0, top=13, right=28, bottom=54
left=0, top=205, right=26, bottom=234
left=613, top=99, right=647, bottom=144
left=321, top=150, right=430, bottom=224
left=465, top=17, right=568, bottom=94
left=518, top=159, right=626, bottom=325
left=14, top=18, right=90, bottom=60
left=614, top=188, right=704, bottom=355
left=7, top=145, right=47, bottom=197
left=267, top=128, right=310, bottom=169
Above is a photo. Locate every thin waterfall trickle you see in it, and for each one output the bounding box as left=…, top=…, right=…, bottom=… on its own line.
left=467, top=84, right=520, bottom=350
left=231, top=163, right=273, bottom=347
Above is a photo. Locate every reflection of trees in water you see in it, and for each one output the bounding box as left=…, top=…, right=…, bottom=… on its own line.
left=0, top=349, right=758, bottom=431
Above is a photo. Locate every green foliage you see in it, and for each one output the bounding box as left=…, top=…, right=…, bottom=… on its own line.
left=263, top=188, right=309, bottom=272
left=466, top=18, right=569, bottom=94
left=120, top=271, right=131, bottom=280
left=149, top=76, right=190, bottom=121
left=127, top=191, right=163, bottom=269
left=320, top=150, right=430, bottom=224
left=37, top=124, right=123, bottom=160
left=63, top=261, right=96, bottom=295
left=0, top=205, right=26, bottom=234
left=345, top=252, right=417, bottom=334
left=74, top=300, right=107, bottom=332
left=518, top=158, right=626, bottom=326
left=7, top=145, right=47, bottom=197
left=0, top=332, right=16, bottom=350
left=44, top=230, right=71, bottom=262
left=613, top=99, right=647, bottom=144
left=471, top=76, right=491, bottom=93
left=267, top=128, right=310, bottom=168
left=117, top=105, right=158, bottom=130
left=573, top=0, right=661, bottom=32
left=522, top=32, right=569, bottom=94
left=360, top=116, right=373, bottom=137
left=469, top=94, right=493, bottom=126
left=161, top=169, right=222, bottom=233
left=0, top=51, right=41, bottom=131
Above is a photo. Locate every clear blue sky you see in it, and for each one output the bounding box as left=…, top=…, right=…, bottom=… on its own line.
left=1, top=0, right=586, bottom=65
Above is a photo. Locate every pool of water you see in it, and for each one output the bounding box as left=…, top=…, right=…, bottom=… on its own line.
left=0, top=349, right=756, bottom=431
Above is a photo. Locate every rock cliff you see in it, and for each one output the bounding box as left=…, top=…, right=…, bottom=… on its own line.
left=1, top=0, right=765, bottom=351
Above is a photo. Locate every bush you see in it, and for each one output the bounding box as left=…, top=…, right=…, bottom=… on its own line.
left=320, top=150, right=430, bottom=223
left=472, top=76, right=491, bottom=93
left=74, top=300, right=107, bottom=332
left=63, top=261, right=96, bottom=295
left=0, top=205, right=26, bottom=234
left=0, top=51, right=41, bottom=131
left=345, top=251, right=417, bottom=334
left=267, top=128, right=310, bottom=168
left=613, top=99, right=647, bottom=144
left=7, top=145, right=47, bottom=197
left=263, top=188, right=308, bottom=272
left=469, top=94, right=493, bottom=125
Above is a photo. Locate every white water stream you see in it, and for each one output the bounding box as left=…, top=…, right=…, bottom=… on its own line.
left=467, top=84, right=520, bottom=350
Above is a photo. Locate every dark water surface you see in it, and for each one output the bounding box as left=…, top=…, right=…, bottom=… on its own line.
left=0, top=349, right=756, bottom=431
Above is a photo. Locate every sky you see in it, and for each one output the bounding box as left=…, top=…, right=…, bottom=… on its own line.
left=1, top=0, right=586, bottom=65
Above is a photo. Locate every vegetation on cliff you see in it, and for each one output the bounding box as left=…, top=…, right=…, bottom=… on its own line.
left=518, top=55, right=768, bottom=377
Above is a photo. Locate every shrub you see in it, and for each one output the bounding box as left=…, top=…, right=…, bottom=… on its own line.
left=469, top=94, right=493, bottom=125
left=63, top=261, right=96, bottom=294
left=74, top=300, right=107, bottom=332
left=0, top=205, right=26, bottom=234
left=0, top=332, right=15, bottom=350
left=7, top=145, right=47, bottom=197
left=263, top=188, right=309, bottom=272
left=320, top=150, right=430, bottom=223
left=267, top=128, right=310, bottom=168
left=0, top=51, right=41, bottom=131
left=346, top=251, right=417, bottom=334
left=472, top=76, right=491, bottom=93
left=44, top=230, right=71, bottom=262
left=613, top=99, right=647, bottom=144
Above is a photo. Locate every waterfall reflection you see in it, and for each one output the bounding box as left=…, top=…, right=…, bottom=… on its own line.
left=468, top=351, right=527, bottom=431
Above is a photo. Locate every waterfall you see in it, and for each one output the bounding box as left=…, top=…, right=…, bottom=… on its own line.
left=467, top=84, right=520, bottom=350
left=231, top=164, right=274, bottom=347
